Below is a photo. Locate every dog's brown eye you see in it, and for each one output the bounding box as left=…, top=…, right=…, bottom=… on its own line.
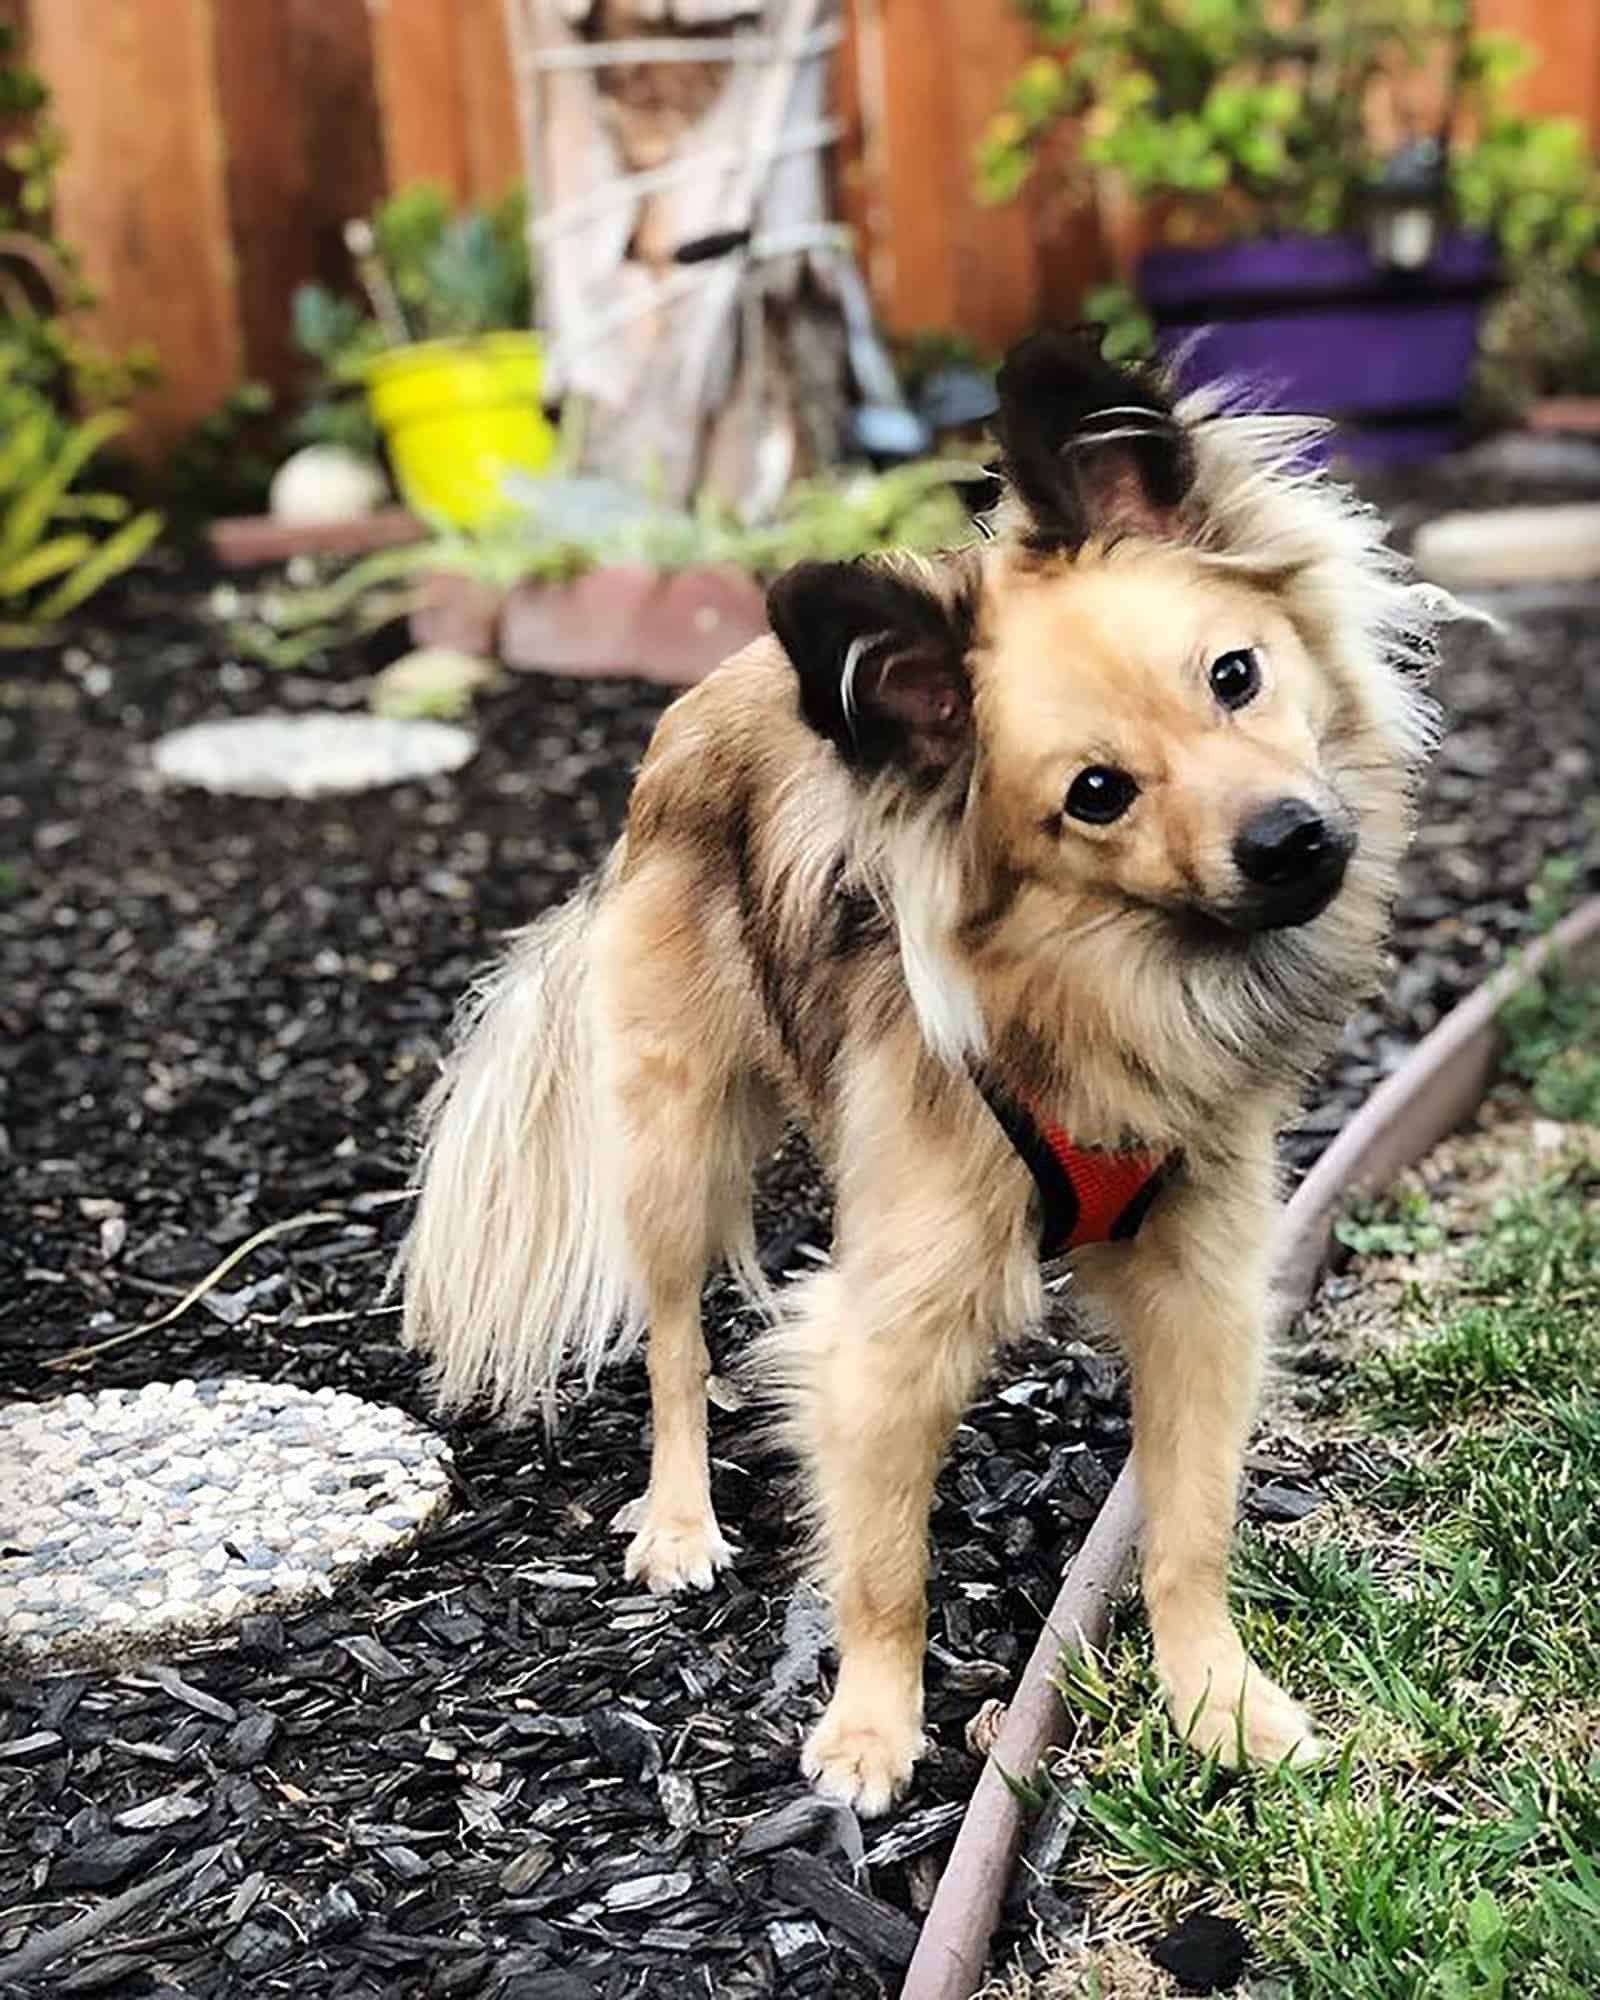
left=1210, top=648, right=1261, bottom=709
left=1065, top=765, right=1138, bottom=825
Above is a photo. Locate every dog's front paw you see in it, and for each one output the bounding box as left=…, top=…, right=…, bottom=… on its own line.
left=623, top=1509, right=733, bottom=1595
left=802, top=1699, right=926, bottom=1818
left=1169, top=1655, right=1323, bottom=1768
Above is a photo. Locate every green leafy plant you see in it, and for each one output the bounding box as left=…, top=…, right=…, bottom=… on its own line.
left=978, top=2, right=1600, bottom=256
left=1456, top=108, right=1600, bottom=412
left=1500, top=972, right=1600, bottom=1126
left=0, top=22, right=157, bottom=416
left=980, top=3, right=1600, bottom=410
left=291, top=184, right=534, bottom=455
left=0, top=346, right=162, bottom=645
left=0, top=18, right=162, bottom=617
left=1336, top=1184, right=1445, bottom=1260
left=1080, top=280, right=1155, bottom=364
left=227, top=458, right=981, bottom=671
left=164, top=379, right=277, bottom=532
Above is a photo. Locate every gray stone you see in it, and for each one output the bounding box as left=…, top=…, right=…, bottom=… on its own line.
left=0, top=1377, right=451, bottom=1667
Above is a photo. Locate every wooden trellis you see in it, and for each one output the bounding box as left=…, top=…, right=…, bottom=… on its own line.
left=503, top=0, right=909, bottom=510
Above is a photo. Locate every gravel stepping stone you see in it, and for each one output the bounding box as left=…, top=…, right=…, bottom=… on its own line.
left=150, top=712, right=475, bottom=797
left=0, top=1379, right=452, bottom=1666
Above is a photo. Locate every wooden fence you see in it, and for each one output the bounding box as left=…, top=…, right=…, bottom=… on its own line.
left=15, top=0, right=1600, bottom=459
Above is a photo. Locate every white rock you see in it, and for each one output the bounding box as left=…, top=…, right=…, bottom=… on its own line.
left=152, top=714, right=476, bottom=801
left=269, top=444, right=388, bottom=525
left=1414, top=503, right=1600, bottom=589
left=370, top=649, right=496, bottom=723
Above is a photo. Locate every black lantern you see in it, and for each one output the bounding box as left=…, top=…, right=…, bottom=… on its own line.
left=1366, top=138, right=1450, bottom=273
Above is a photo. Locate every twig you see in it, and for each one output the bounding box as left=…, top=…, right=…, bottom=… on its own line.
left=517, top=25, right=840, bottom=69
left=0, top=231, right=76, bottom=314
left=0, top=1843, right=226, bottom=1987
left=343, top=219, right=411, bottom=346
left=668, top=0, right=830, bottom=485
left=289, top=1303, right=404, bottom=1330
left=531, top=118, right=838, bottom=245
left=43, top=1212, right=345, bottom=1371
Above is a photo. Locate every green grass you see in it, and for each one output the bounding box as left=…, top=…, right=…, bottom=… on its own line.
left=1362, top=1170, right=1600, bottom=1426
left=1048, top=987, right=1600, bottom=1998
left=1499, top=934, right=1600, bottom=1126
left=1333, top=1181, right=1444, bottom=1260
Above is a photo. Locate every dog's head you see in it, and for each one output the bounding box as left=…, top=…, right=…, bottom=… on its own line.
left=769, top=330, right=1437, bottom=962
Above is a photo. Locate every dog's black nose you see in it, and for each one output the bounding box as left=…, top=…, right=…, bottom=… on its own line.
left=1231, top=799, right=1353, bottom=928
left=1234, top=799, right=1337, bottom=886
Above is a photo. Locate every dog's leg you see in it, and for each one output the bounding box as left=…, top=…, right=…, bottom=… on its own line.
left=782, top=1257, right=998, bottom=1816
left=597, top=869, right=773, bottom=1596
left=624, top=1283, right=729, bottom=1595
left=1081, top=1161, right=1321, bottom=1767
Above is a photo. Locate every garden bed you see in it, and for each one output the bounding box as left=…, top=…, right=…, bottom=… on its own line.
left=1, top=471, right=1598, bottom=1998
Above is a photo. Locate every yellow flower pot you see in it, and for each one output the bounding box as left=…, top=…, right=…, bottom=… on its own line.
left=365, top=333, right=557, bottom=530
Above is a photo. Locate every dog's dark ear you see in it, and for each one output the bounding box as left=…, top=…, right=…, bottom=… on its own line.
left=767, top=560, right=974, bottom=785
left=996, top=327, right=1195, bottom=551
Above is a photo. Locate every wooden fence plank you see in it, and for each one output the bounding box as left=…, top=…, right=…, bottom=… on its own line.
left=831, top=0, right=884, bottom=304
left=843, top=0, right=1103, bottom=351
left=945, top=0, right=1044, bottom=350
left=211, top=0, right=309, bottom=399
left=1479, top=0, right=1600, bottom=133
left=869, top=0, right=961, bottom=333
left=459, top=0, right=522, bottom=201
left=366, top=0, right=470, bottom=198
left=29, top=0, right=241, bottom=457
left=290, top=0, right=388, bottom=289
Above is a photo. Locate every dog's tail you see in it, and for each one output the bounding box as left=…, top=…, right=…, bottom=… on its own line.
left=397, top=882, right=639, bottom=1427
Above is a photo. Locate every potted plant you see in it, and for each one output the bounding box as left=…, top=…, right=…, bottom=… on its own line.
left=291, top=184, right=556, bottom=529
left=978, top=0, right=1600, bottom=463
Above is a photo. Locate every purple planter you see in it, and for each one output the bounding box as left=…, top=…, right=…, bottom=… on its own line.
left=1138, top=232, right=1498, bottom=465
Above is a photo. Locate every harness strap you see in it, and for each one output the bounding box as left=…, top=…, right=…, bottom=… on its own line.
left=969, top=1065, right=1180, bottom=1258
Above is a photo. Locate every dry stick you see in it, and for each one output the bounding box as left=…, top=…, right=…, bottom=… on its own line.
left=43, top=1212, right=345, bottom=1371
left=0, top=1842, right=226, bottom=1987
left=342, top=219, right=411, bottom=346
left=289, top=1302, right=404, bottom=1331
left=668, top=0, right=830, bottom=483
left=530, top=118, right=839, bottom=245
left=515, top=25, right=840, bottom=69
left=546, top=220, right=852, bottom=373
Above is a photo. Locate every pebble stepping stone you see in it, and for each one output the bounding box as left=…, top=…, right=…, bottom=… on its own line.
left=151, top=713, right=476, bottom=797
left=0, top=1379, right=452, bottom=1666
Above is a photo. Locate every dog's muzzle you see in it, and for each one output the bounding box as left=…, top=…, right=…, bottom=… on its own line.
left=1224, top=798, right=1356, bottom=932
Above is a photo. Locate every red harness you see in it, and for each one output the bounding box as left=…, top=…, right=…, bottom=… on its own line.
left=970, top=1067, right=1180, bottom=1258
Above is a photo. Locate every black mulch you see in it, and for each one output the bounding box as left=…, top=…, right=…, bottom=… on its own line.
left=2, top=496, right=1598, bottom=1999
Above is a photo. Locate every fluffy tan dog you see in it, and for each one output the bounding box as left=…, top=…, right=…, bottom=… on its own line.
left=399, top=331, right=1440, bottom=1815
